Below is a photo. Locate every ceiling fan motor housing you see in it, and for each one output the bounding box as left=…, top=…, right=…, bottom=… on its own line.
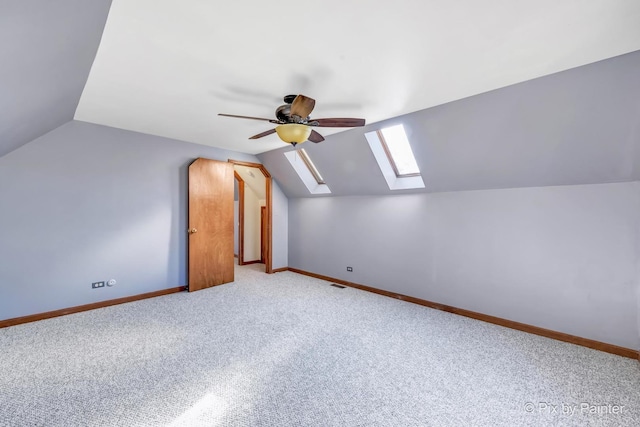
left=276, top=104, right=291, bottom=122
left=283, top=94, right=297, bottom=104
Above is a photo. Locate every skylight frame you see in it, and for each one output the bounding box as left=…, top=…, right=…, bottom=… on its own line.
left=284, top=149, right=331, bottom=194
left=297, top=148, right=325, bottom=184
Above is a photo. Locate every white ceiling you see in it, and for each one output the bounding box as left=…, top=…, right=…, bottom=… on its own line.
left=75, top=0, right=640, bottom=155
left=235, top=165, right=266, bottom=200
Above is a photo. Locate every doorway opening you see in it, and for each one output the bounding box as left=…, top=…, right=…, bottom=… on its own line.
left=230, top=160, right=273, bottom=273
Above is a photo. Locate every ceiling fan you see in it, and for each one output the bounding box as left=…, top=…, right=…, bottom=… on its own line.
left=218, top=94, right=366, bottom=146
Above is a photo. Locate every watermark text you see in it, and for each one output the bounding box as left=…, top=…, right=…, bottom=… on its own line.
left=524, top=402, right=625, bottom=416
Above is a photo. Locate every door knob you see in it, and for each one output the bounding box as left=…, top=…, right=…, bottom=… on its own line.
left=188, top=228, right=197, bottom=234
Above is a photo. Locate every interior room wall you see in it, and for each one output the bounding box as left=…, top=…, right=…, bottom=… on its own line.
left=242, top=186, right=261, bottom=262
left=288, top=182, right=640, bottom=350
left=0, top=120, right=287, bottom=321
left=271, top=182, right=288, bottom=270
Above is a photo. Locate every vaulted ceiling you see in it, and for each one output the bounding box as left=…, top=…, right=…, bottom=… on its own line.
left=75, top=0, right=640, bottom=155
left=2, top=0, right=640, bottom=196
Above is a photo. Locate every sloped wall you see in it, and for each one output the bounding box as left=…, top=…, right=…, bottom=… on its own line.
left=0, top=120, right=287, bottom=321
left=259, top=50, right=640, bottom=198
left=0, top=0, right=112, bottom=157
left=288, top=182, right=640, bottom=350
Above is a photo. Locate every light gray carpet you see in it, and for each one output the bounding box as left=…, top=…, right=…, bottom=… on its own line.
left=1, top=263, right=639, bottom=426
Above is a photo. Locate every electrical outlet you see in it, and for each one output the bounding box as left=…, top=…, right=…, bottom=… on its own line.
left=92, top=281, right=105, bottom=289
left=347, top=267, right=353, bottom=272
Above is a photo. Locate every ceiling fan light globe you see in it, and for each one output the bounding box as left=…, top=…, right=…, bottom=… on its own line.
left=275, top=124, right=311, bottom=144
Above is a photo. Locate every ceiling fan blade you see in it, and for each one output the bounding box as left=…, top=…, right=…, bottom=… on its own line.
left=314, top=118, right=366, bottom=127
left=290, top=94, right=316, bottom=118
left=308, top=130, right=325, bottom=143
left=218, top=113, right=279, bottom=123
left=249, top=128, right=277, bottom=139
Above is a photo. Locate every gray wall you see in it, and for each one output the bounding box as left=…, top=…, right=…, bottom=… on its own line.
left=0, top=0, right=112, bottom=157
left=0, top=120, right=287, bottom=321
left=271, top=182, right=288, bottom=270
left=288, top=182, right=640, bottom=349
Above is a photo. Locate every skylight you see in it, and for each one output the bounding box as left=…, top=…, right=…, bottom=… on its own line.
left=378, top=125, right=420, bottom=177
left=284, top=149, right=331, bottom=194
left=365, top=124, right=425, bottom=191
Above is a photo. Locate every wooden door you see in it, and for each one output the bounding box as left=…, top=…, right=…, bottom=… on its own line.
left=188, top=158, right=234, bottom=291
